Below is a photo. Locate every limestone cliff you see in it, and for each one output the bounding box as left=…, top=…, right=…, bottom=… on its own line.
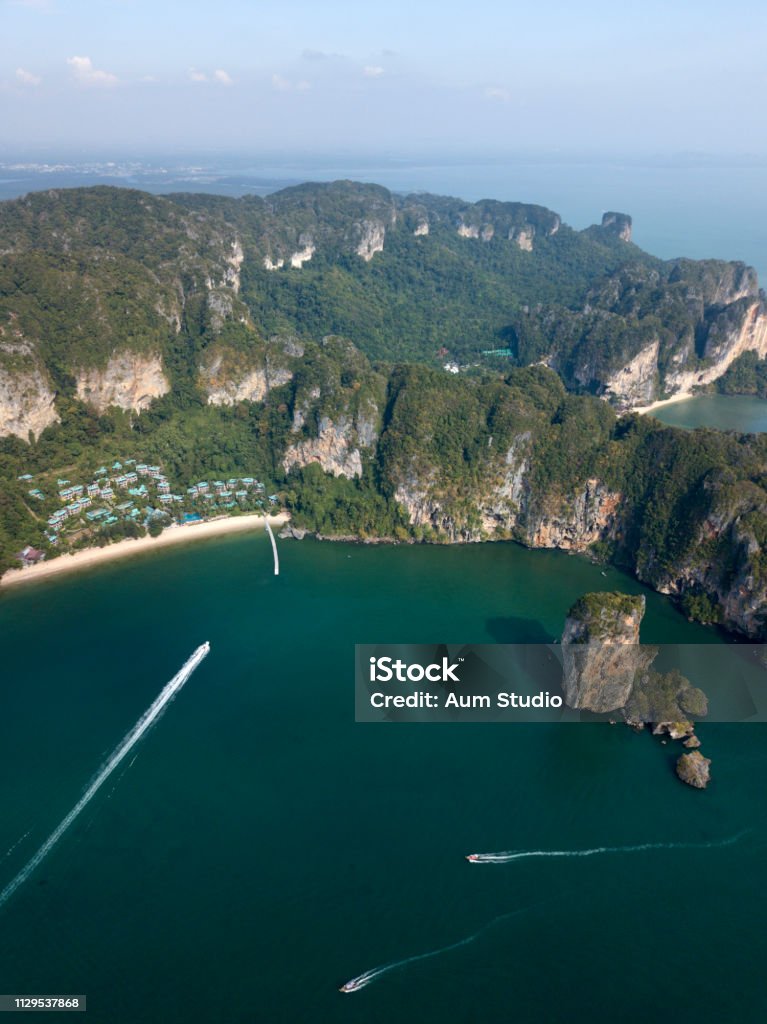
left=664, top=297, right=767, bottom=397
left=509, top=259, right=767, bottom=409
left=391, top=435, right=532, bottom=544
left=0, top=342, right=58, bottom=439
left=76, top=352, right=169, bottom=413
left=600, top=212, right=632, bottom=242
left=283, top=409, right=378, bottom=479
left=603, top=340, right=660, bottom=409
left=561, top=593, right=649, bottom=712
left=525, top=480, right=622, bottom=550
left=202, top=352, right=291, bottom=405
left=392, top=451, right=620, bottom=549
left=355, top=220, right=386, bottom=261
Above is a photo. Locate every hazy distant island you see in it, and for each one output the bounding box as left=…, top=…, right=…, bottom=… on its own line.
left=1, top=181, right=767, bottom=638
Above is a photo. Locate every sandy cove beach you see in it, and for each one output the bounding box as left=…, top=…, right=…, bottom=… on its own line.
left=633, top=391, right=695, bottom=415
left=0, top=512, right=288, bottom=589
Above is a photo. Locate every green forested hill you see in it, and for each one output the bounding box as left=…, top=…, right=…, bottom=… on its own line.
left=1, top=182, right=766, bottom=638
left=0, top=181, right=760, bottom=379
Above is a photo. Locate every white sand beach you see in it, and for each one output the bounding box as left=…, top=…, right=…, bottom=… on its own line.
left=0, top=513, right=288, bottom=589
left=633, top=391, right=696, bottom=415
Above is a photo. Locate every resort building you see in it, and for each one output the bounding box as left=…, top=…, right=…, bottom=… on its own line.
left=15, top=546, right=46, bottom=567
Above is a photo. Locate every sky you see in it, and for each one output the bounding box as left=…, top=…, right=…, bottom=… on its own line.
left=1, top=0, right=766, bottom=158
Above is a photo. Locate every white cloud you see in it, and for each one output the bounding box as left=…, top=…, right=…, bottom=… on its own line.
left=189, top=68, right=207, bottom=82
left=363, top=65, right=384, bottom=78
left=67, top=56, right=117, bottom=87
left=484, top=85, right=510, bottom=102
left=16, top=67, right=41, bottom=86
left=213, top=69, right=233, bottom=86
left=271, top=73, right=310, bottom=92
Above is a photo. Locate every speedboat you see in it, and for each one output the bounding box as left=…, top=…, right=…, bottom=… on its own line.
left=339, top=979, right=364, bottom=993
left=466, top=854, right=479, bottom=862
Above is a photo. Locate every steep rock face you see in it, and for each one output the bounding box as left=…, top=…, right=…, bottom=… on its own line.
left=76, top=352, right=169, bottom=413
left=603, top=339, right=660, bottom=409
left=290, top=238, right=315, bottom=268
left=561, top=593, right=648, bottom=712
left=514, top=228, right=534, bottom=252
left=0, top=343, right=58, bottom=439
left=206, top=364, right=268, bottom=404
left=283, top=410, right=377, bottom=478
left=664, top=298, right=767, bottom=396
left=355, top=220, right=386, bottom=261
left=200, top=334, right=297, bottom=405
left=225, top=238, right=244, bottom=292
left=509, top=260, right=767, bottom=408
left=601, top=212, right=632, bottom=241
left=391, top=453, right=621, bottom=549
left=201, top=358, right=292, bottom=405
left=478, top=436, right=530, bottom=535
left=284, top=411, right=374, bottom=479
left=526, top=480, right=622, bottom=550
left=263, top=238, right=316, bottom=270
left=391, top=432, right=534, bottom=542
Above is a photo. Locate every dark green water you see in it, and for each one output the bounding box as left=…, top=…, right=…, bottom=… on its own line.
left=650, top=394, right=767, bottom=432
left=0, top=534, right=764, bottom=1023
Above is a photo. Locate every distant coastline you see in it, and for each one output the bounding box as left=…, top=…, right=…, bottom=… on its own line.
left=0, top=513, right=287, bottom=589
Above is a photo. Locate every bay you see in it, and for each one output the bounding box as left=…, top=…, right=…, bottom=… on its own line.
left=0, top=534, right=763, bottom=1023
left=650, top=394, right=767, bottom=433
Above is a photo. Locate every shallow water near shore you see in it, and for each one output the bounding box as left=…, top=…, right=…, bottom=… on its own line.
left=649, top=393, right=767, bottom=433
left=0, top=534, right=764, bottom=1023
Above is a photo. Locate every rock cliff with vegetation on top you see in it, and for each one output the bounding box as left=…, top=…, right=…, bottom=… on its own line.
left=560, top=592, right=651, bottom=712
left=1, top=184, right=767, bottom=642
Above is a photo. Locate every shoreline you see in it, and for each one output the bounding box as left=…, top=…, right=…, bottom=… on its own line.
left=0, top=513, right=288, bottom=590
left=633, top=390, right=697, bottom=415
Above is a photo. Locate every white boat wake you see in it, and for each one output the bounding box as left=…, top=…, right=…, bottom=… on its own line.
left=339, top=902, right=542, bottom=993
left=341, top=830, right=750, bottom=993
left=0, top=642, right=210, bottom=909
left=265, top=519, right=279, bottom=576
left=466, top=832, right=749, bottom=864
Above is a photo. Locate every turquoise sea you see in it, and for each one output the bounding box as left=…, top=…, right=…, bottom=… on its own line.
left=650, top=394, right=767, bottom=433
left=0, top=535, right=765, bottom=1022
